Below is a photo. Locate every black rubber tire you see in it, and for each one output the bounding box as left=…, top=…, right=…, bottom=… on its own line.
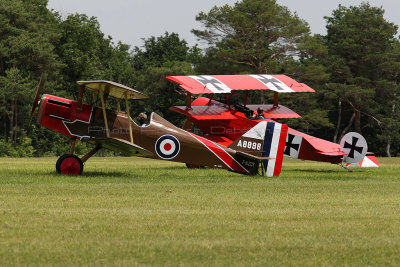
left=55, top=154, right=70, bottom=171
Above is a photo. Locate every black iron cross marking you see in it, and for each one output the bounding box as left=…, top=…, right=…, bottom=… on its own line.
left=195, top=76, right=227, bottom=92
left=343, top=136, right=363, bottom=158
left=285, top=134, right=300, bottom=156
left=256, top=75, right=286, bottom=91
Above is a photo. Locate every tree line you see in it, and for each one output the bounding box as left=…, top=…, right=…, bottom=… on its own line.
left=0, top=0, right=399, bottom=157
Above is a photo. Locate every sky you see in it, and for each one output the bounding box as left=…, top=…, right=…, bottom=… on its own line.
left=47, top=0, right=400, bottom=48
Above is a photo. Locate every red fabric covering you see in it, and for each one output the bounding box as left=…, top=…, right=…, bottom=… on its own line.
left=171, top=98, right=301, bottom=120
left=167, top=74, right=315, bottom=94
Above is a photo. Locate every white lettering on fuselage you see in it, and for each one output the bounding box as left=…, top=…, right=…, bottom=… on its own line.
left=237, top=140, right=262, bottom=150
left=242, top=159, right=255, bottom=167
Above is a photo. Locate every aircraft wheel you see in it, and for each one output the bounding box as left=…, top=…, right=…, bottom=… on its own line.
left=56, top=154, right=83, bottom=175
left=56, top=154, right=69, bottom=168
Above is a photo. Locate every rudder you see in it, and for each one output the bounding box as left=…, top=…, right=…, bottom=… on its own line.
left=229, top=121, right=288, bottom=176
left=262, top=122, right=288, bottom=176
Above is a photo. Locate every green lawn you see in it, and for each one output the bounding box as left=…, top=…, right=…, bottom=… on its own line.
left=0, top=157, right=399, bottom=266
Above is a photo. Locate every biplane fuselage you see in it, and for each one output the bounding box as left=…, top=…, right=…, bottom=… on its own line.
left=37, top=94, right=251, bottom=172
left=34, top=81, right=289, bottom=177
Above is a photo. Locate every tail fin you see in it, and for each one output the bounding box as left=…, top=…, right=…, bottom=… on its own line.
left=229, top=121, right=288, bottom=176
left=339, top=132, right=368, bottom=164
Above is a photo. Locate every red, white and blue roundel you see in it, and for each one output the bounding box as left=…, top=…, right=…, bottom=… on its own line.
left=155, top=135, right=180, bottom=159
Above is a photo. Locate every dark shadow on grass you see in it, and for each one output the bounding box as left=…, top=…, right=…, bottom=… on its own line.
left=150, top=166, right=194, bottom=170
left=290, top=169, right=341, bottom=174
left=81, top=171, right=130, bottom=177
left=286, top=168, right=371, bottom=180
left=44, top=171, right=132, bottom=178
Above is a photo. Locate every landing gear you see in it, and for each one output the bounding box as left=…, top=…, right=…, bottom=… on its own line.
left=56, top=154, right=83, bottom=175
left=56, top=138, right=101, bottom=175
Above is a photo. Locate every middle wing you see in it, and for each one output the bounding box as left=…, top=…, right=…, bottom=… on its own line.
left=170, top=97, right=301, bottom=120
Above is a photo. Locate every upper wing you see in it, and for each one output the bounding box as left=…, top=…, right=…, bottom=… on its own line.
left=167, top=74, right=314, bottom=94
left=77, top=80, right=148, bottom=100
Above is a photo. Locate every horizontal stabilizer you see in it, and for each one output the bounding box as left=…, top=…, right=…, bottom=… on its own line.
left=345, top=154, right=379, bottom=167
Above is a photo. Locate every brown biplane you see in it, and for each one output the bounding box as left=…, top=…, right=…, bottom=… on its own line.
left=30, top=79, right=289, bottom=176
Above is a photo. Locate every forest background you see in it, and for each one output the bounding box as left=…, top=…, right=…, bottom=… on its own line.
left=0, top=0, right=399, bottom=157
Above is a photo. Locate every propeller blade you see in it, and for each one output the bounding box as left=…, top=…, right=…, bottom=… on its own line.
left=29, top=74, right=44, bottom=124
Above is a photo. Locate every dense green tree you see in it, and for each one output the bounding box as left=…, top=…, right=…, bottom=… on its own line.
left=56, top=14, right=114, bottom=95
left=324, top=3, right=399, bottom=155
left=373, top=40, right=400, bottom=156
left=0, top=0, right=61, bottom=154
left=131, top=33, right=202, bottom=126
left=0, top=0, right=60, bottom=75
left=132, top=32, right=201, bottom=70
left=0, top=1, right=139, bottom=156
left=0, top=68, right=31, bottom=144
left=192, top=0, right=331, bottom=132
left=192, top=0, right=312, bottom=74
left=133, top=61, right=194, bottom=126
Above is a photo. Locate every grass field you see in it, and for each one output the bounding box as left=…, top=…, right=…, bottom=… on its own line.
left=0, top=157, right=399, bottom=266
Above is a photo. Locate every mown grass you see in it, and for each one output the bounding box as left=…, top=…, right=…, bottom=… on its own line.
left=0, top=157, right=399, bottom=266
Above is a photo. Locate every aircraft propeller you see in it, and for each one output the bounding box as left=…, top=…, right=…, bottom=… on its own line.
left=29, top=74, right=44, bottom=124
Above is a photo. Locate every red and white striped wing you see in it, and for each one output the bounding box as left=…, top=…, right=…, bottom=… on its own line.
left=167, top=74, right=315, bottom=94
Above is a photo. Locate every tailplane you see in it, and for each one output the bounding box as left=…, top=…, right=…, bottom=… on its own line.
left=229, top=121, right=288, bottom=176
left=339, top=132, right=379, bottom=167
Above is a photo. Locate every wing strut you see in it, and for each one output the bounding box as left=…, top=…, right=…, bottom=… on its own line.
left=125, top=92, right=134, bottom=143
left=100, top=89, right=110, bottom=138
left=116, top=99, right=121, bottom=112
left=208, top=94, right=214, bottom=105
left=273, top=92, right=279, bottom=107
left=186, top=92, right=192, bottom=109
left=224, top=93, right=231, bottom=109
left=77, top=84, right=85, bottom=112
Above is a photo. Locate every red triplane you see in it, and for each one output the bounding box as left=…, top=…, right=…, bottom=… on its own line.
left=30, top=74, right=378, bottom=176
left=167, top=74, right=379, bottom=168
